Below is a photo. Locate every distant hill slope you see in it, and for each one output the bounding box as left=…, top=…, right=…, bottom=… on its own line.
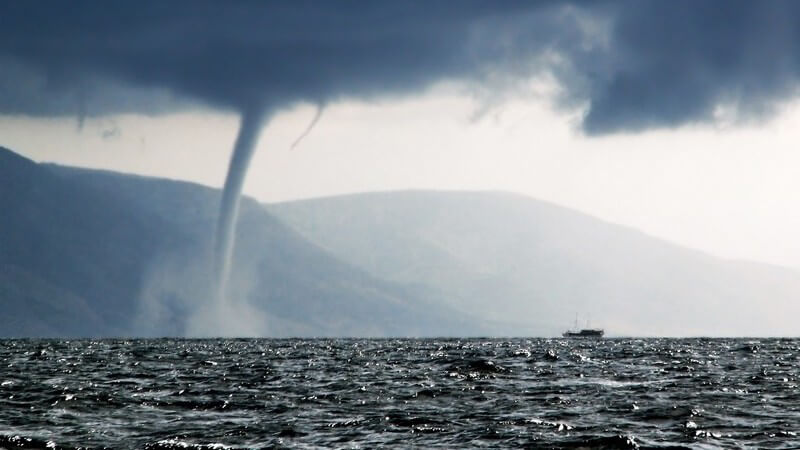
left=0, top=146, right=479, bottom=337
left=0, top=147, right=179, bottom=336
left=6, top=142, right=800, bottom=337
left=269, top=191, right=800, bottom=336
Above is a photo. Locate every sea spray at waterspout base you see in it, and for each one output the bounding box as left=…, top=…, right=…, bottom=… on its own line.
left=214, top=108, right=266, bottom=305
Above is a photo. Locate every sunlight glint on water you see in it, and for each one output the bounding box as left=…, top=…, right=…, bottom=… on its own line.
left=0, top=338, right=798, bottom=449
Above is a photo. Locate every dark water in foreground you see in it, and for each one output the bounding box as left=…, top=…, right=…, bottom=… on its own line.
left=0, top=339, right=798, bottom=449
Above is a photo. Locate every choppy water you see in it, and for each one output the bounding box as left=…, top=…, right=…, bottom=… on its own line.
left=1, top=339, right=799, bottom=449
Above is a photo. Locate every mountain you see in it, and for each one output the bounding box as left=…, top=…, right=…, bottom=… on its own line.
left=6, top=142, right=800, bottom=337
left=0, top=146, right=478, bottom=337
left=268, top=191, right=800, bottom=336
left=0, top=147, right=175, bottom=336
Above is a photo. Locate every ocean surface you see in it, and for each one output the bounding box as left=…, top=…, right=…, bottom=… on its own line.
left=0, top=338, right=798, bottom=449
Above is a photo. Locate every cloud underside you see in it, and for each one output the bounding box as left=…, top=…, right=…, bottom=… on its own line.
left=2, top=0, right=800, bottom=134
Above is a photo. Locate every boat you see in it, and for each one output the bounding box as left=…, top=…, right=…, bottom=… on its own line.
left=562, top=329, right=604, bottom=338
left=562, top=315, right=604, bottom=338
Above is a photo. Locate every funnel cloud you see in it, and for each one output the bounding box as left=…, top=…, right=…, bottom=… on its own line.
left=290, top=105, right=325, bottom=150
left=214, top=108, right=267, bottom=303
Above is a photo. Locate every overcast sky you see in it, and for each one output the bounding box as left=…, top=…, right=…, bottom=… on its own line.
left=3, top=1, right=800, bottom=269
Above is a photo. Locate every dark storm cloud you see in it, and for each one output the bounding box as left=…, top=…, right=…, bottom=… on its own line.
left=2, top=0, right=800, bottom=133
left=578, top=0, right=800, bottom=133
left=0, top=1, right=572, bottom=115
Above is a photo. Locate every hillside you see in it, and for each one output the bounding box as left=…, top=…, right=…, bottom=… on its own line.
left=269, top=191, right=800, bottom=336
left=0, top=146, right=477, bottom=337
left=0, top=147, right=178, bottom=336
left=6, top=142, right=800, bottom=337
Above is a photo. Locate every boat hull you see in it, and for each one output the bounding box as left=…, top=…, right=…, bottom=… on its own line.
left=562, top=329, right=604, bottom=338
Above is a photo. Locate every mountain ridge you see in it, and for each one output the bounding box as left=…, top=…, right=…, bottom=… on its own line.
left=4, top=145, right=800, bottom=336
left=268, top=190, right=800, bottom=337
left=1, top=146, right=482, bottom=337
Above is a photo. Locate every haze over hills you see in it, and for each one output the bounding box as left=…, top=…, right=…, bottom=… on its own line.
left=269, top=191, right=800, bottom=337
left=0, top=147, right=173, bottom=336
left=3, top=144, right=800, bottom=337
left=0, top=146, right=476, bottom=337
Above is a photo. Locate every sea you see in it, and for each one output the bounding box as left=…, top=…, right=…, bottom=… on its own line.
left=0, top=338, right=798, bottom=449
